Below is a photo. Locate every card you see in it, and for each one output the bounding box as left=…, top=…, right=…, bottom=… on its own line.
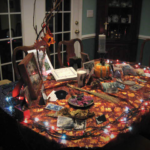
left=47, top=90, right=58, bottom=101
left=45, top=103, right=63, bottom=111
left=116, top=81, right=125, bottom=90
left=47, top=90, right=56, bottom=99
left=137, top=78, right=147, bottom=83
left=74, top=119, right=86, bottom=130
left=129, top=84, right=143, bottom=91
left=112, top=64, right=123, bottom=71
left=57, top=116, right=74, bottom=129
left=101, top=82, right=118, bottom=93
left=83, top=60, right=95, bottom=74
left=96, top=114, right=107, bottom=124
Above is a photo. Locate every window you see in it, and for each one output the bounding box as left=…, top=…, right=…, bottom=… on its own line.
left=46, top=0, right=71, bottom=68
left=0, top=0, right=22, bottom=81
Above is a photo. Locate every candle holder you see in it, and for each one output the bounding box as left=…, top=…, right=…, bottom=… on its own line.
left=97, top=34, right=107, bottom=59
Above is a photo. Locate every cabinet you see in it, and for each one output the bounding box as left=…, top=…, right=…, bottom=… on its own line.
left=95, top=0, right=142, bottom=62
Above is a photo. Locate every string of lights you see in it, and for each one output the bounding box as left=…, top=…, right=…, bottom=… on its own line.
left=19, top=98, right=149, bottom=142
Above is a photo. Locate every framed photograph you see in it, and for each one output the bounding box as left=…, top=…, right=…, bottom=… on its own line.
left=18, top=53, right=43, bottom=100
left=51, top=67, right=77, bottom=81
left=28, top=49, right=54, bottom=77
left=83, top=60, right=95, bottom=74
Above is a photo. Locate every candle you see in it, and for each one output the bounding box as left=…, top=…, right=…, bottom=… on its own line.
left=77, top=69, right=87, bottom=87
left=98, top=34, right=106, bottom=53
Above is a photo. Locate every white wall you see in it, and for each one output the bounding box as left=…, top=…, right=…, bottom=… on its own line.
left=21, top=0, right=45, bottom=46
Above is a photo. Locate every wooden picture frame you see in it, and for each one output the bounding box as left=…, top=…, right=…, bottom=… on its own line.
left=18, top=53, right=43, bottom=100
left=28, top=49, right=54, bottom=76
left=83, top=60, right=95, bottom=74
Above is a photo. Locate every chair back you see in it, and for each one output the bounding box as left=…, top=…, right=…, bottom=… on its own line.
left=57, top=38, right=83, bottom=67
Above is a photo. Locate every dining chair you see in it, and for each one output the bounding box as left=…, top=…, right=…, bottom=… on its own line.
left=139, top=39, right=150, bottom=66
left=80, top=52, right=90, bottom=63
left=57, top=38, right=83, bottom=68
left=12, top=45, right=35, bottom=80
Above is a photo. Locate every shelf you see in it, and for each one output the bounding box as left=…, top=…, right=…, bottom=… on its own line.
left=108, top=6, right=132, bottom=9
left=108, top=23, right=131, bottom=25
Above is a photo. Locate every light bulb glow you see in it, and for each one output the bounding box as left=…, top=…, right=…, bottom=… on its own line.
left=34, top=117, right=39, bottom=122
left=145, top=102, right=148, bottom=106
left=44, top=121, right=49, bottom=126
left=51, top=126, right=55, bottom=130
left=61, top=139, right=66, bottom=144
left=9, top=106, right=13, bottom=111
left=140, top=99, right=143, bottom=102
left=107, top=125, right=111, bottom=128
left=123, top=118, right=127, bottom=122
left=104, top=129, right=109, bottom=134
left=141, top=107, right=145, bottom=110
left=110, top=134, right=115, bottom=139
left=24, top=118, right=28, bottom=123
left=125, top=107, right=129, bottom=112
left=107, top=59, right=110, bottom=63
left=144, top=68, right=146, bottom=70
left=129, top=126, right=132, bottom=131
left=61, top=134, right=66, bottom=140
left=138, top=63, right=141, bottom=65
left=6, top=97, right=9, bottom=101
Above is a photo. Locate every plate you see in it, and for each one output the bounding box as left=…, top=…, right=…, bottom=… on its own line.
left=68, top=95, right=94, bottom=108
left=112, top=15, right=119, bottom=23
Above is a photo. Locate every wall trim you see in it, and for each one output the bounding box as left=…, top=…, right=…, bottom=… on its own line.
left=138, top=35, right=150, bottom=40
left=82, top=34, right=96, bottom=40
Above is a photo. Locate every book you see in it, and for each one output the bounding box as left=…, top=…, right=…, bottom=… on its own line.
left=51, top=67, right=77, bottom=81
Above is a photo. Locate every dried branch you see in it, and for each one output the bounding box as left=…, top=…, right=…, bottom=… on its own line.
left=33, top=0, right=38, bottom=35
left=67, top=84, right=120, bottom=104
left=33, top=0, right=62, bottom=40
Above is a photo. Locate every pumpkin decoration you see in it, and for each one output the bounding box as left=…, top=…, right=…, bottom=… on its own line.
left=94, top=59, right=110, bottom=78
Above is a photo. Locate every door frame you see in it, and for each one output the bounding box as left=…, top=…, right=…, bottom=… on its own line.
left=71, top=0, right=83, bottom=57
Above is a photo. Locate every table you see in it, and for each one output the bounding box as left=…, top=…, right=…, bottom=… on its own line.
left=1, top=61, right=150, bottom=149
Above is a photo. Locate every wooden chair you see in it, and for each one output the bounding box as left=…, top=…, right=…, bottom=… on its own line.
left=12, top=45, right=35, bottom=80
left=80, top=52, right=90, bottom=63
left=139, top=39, right=150, bottom=66
left=57, top=38, right=83, bottom=68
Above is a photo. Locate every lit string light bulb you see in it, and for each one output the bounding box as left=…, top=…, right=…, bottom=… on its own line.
left=6, top=97, right=9, bottom=102
left=129, top=126, right=132, bottom=131
left=138, top=63, right=141, bottom=65
left=34, top=117, right=39, bottom=122
left=110, top=134, right=115, bottom=139
left=140, top=99, right=143, bottom=103
left=107, top=59, right=109, bottom=63
left=44, top=121, right=49, bottom=127
left=61, top=134, right=67, bottom=144
left=125, top=107, right=129, bottom=112
left=51, top=126, right=55, bottom=130
left=24, top=118, right=28, bottom=123
left=9, top=106, right=13, bottom=112
left=145, top=102, right=148, bottom=106
left=104, top=129, right=109, bottom=134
